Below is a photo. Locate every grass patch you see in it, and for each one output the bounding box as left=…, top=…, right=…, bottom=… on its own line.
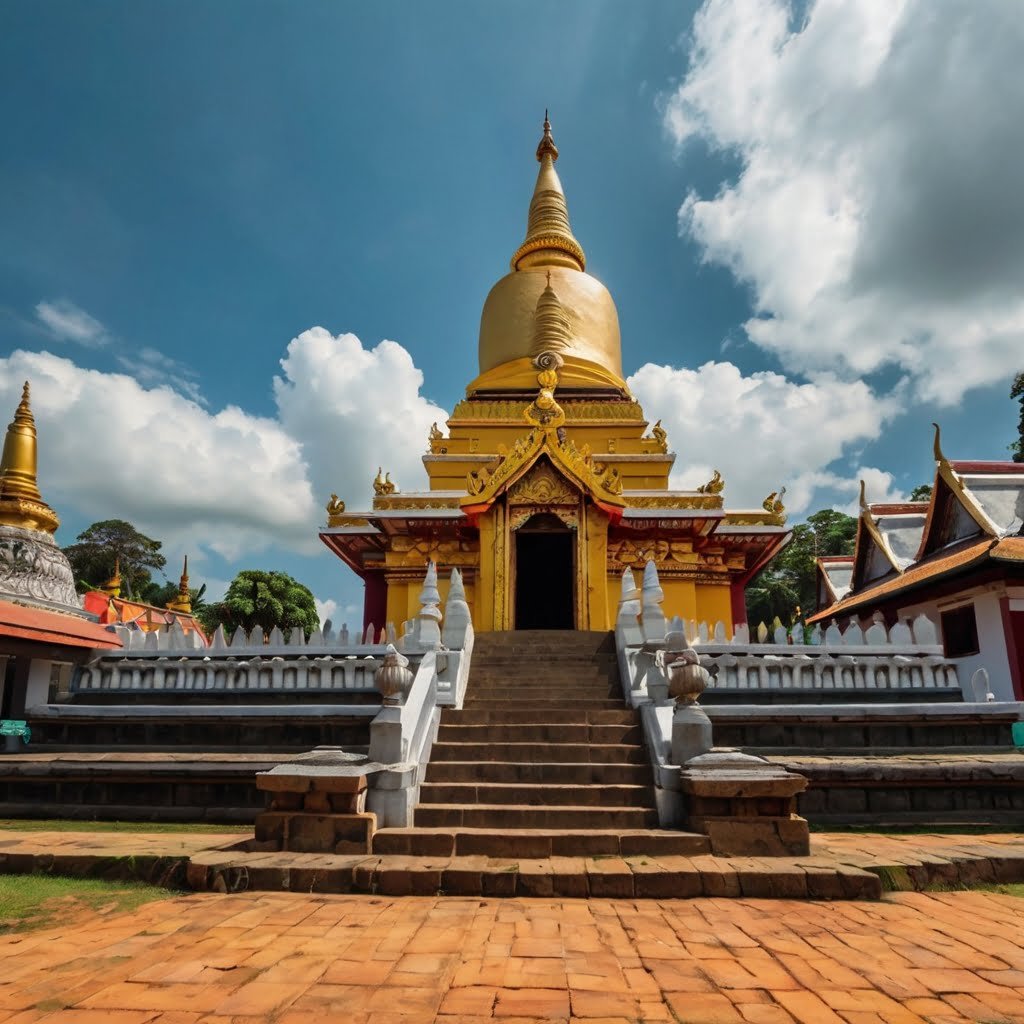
left=976, top=882, right=1024, bottom=899
left=0, top=819, right=251, bottom=834
left=0, top=874, right=172, bottom=933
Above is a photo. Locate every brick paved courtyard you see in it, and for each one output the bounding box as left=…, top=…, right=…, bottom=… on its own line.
left=2, top=889, right=1024, bottom=1023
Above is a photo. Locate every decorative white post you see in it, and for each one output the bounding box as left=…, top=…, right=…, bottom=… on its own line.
left=641, top=560, right=666, bottom=643
left=413, top=561, right=443, bottom=650
left=441, top=568, right=472, bottom=649
left=616, top=568, right=641, bottom=626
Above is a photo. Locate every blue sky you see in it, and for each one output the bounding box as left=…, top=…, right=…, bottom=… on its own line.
left=2, top=1, right=1021, bottom=625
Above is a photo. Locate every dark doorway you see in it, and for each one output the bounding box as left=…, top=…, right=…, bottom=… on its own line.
left=515, top=515, right=574, bottom=629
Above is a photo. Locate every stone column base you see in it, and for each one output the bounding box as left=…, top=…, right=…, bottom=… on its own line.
left=679, top=751, right=810, bottom=857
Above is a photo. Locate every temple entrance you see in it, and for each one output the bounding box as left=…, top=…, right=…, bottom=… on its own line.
left=514, top=513, right=575, bottom=629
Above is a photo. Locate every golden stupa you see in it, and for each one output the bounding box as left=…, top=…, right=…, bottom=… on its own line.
left=321, top=116, right=788, bottom=633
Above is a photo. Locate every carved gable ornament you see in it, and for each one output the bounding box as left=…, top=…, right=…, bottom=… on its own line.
left=508, top=460, right=579, bottom=506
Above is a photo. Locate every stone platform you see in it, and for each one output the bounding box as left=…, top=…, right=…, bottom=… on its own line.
left=2, top=826, right=1024, bottom=902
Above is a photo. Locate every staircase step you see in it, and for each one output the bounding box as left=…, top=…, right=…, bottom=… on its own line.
left=419, top=782, right=655, bottom=807
left=429, top=742, right=647, bottom=764
left=425, top=760, right=653, bottom=785
left=371, top=827, right=711, bottom=858
left=436, top=723, right=641, bottom=744
left=463, top=698, right=626, bottom=710
left=413, top=803, right=660, bottom=829
left=451, top=708, right=637, bottom=725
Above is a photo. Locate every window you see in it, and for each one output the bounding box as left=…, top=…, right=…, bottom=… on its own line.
left=940, top=604, right=980, bottom=658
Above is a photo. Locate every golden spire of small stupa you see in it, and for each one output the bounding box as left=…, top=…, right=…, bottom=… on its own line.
left=100, top=556, right=122, bottom=598
left=530, top=270, right=572, bottom=356
left=0, top=381, right=59, bottom=534
left=510, top=111, right=586, bottom=273
left=166, top=555, right=192, bottom=615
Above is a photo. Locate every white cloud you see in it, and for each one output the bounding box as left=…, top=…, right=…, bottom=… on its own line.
left=314, top=597, right=338, bottom=627
left=629, top=359, right=900, bottom=516
left=35, top=300, right=108, bottom=346
left=118, top=347, right=206, bottom=406
left=665, top=0, right=1024, bottom=405
left=0, top=328, right=448, bottom=561
left=273, top=328, right=448, bottom=507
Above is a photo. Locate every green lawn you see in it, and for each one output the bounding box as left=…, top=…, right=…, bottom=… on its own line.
left=0, top=819, right=251, bottom=834
left=0, top=874, right=172, bottom=933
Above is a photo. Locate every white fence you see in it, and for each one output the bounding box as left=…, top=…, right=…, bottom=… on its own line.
left=72, top=565, right=475, bottom=707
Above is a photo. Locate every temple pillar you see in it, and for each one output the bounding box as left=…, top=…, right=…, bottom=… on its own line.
left=584, top=505, right=609, bottom=630
left=363, top=573, right=387, bottom=635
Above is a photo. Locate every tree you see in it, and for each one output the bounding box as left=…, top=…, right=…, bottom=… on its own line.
left=138, top=579, right=208, bottom=614
left=746, top=508, right=857, bottom=626
left=1011, top=372, right=1024, bottom=463
left=206, top=570, right=319, bottom=638
left=63, top=520, right=166, bottom=598
left=909, top=483, right=932, bottom=502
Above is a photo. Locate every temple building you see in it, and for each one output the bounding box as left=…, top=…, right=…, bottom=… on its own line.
left=82, top=556, right=208, bottom=645
left=0, top=384, right=121, bottom=718
left=321, top=116, right=789, bottom=634
left=811, top=426, right=1024, bottom=700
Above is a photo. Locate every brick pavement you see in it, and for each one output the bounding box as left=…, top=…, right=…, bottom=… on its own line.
left=2, top=889, right=1024, bottom=1022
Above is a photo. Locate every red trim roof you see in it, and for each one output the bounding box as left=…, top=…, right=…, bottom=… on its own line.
left=949, top=461, right=1024, bottom=475
left=0, top=600, right=122, bottom=650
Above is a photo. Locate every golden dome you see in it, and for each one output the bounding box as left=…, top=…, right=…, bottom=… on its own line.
left=472, top=115, right=625, bottom=394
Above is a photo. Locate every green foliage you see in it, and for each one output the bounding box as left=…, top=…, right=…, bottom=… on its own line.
left=746, top=508, right=857, bottom=626
left=137, top=580, right=207, bottom=612
left=1011, top=371, right=1024, bottom=463
left=206, top=569, right=319, bottom=638
left=63, top=520, right=166, bottom=599
left=909, top=483, right=932, bottom=502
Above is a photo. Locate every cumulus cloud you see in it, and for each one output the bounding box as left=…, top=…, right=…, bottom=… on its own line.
left=35, top=299, right=107, bottom=346
left=0, top=328, right=447, bottom=561
left=629, top=360, right=900, bottom=516
left=665, top=0, right=1024, bottom=405
left=273, top=328, right=447, bottom=507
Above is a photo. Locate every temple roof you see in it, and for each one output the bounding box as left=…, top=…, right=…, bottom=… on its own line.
left=0, top=599, right=122, bottom=650
left=809, top=427, right=1024, bottom=624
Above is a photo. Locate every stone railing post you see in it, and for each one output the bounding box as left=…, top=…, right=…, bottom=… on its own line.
left=641, top=560, right=666, bottom=643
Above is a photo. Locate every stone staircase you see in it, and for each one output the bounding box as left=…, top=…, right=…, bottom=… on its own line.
left=373, top=630, right=710, bottom=858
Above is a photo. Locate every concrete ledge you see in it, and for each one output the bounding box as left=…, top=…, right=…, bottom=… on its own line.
left=707, top=702, right=1023, bottom=720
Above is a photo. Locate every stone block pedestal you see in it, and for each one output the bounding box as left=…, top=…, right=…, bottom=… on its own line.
left=255, top=749, right=378, bottom=854
left=680, top=751, right=810, bottom=857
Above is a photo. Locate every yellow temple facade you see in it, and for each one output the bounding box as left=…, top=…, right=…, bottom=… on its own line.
left=321, top=117, right=788, bottom=634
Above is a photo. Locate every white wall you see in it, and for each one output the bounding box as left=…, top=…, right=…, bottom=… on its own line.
left=898, top=584, right=1015, bottom=701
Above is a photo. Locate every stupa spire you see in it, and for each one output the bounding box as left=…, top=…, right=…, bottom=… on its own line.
left=510, top=112, right=586, bottom=273
left=101, top=556, right=122, bottom=598
left=166, top=555, right=192, bottom=615
left=0, top=381, right=59, bottom=534
left=529, top=270, right=572, bottom=356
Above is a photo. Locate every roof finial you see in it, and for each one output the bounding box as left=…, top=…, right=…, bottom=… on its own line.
left=537, top=109, right=558, bottom=162
left=0, top=379, right=59, bottom=534
left=166, top=555, right=192, bottom=615
left=859, top=478, right=870, bottom=515
left=932, top=422, right=946, bottom=464
left=511, top=113, right=585, bottom=272
left=101, top=556, right=122, bottom=598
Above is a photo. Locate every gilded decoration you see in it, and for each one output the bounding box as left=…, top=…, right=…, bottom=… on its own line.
left=644, top=419, right=668, bottom=453
left=510, top=506, right=578, bottom=531
left=761, top=488, right=787, bottom=523
left=450, top=398, right=644, bottom=423
left=373, top=468, right=397, bottom=496
left=372, top=495, right=461, bottom=510
left=326, top=494, right=347, bottom=525
left=607, top=538, right=700, bottom=568
left=625, top=494, right=723, bottom=511
left=697, top=470, right=725, bottom=495
left=390, top=535, right=478, bottom=566
left=461, top=357, right=626, bottom=510
left=508, top=461, right=578, bottom=506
